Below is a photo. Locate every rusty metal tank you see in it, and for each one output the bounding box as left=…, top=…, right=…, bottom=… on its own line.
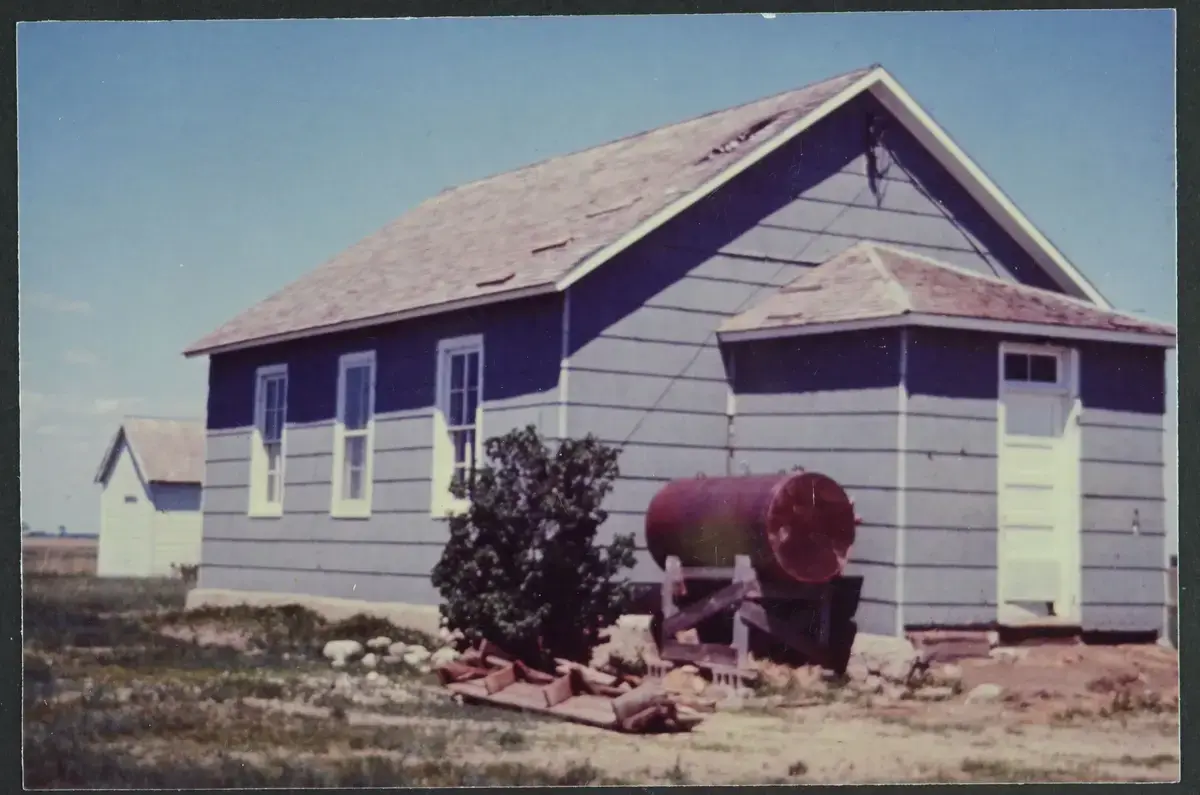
left=644, top=472, right=858, bottom=584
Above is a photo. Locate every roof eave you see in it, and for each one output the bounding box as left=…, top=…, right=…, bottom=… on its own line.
left=718, top=312, right=1177, bottom=348
left=183, top=281, right=560, bottom=358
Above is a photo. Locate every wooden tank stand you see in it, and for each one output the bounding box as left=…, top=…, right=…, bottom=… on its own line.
left=649, top=554, right=838, bottom=692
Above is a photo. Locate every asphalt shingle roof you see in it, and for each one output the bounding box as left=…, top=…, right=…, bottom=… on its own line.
left=116, top=418, right=206, bottom=485
left=185, top=66, right=876, bottom=355
left=720, top=242, right=1176, bottom=339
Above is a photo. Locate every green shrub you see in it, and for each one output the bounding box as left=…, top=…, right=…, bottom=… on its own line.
left=430, top=426, right=637, bottom=666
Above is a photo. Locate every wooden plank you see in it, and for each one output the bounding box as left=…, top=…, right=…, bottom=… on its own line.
left=738, top=602, right=830, bottom=667
left=663, top=579, right=752, bottom=638
left=484, top=664, right=518, bottom=695
left=661, top=641, right=738, bottom=667
left=542, top=673, right=577, bottom=708
left=612, top=682, right=668, bottom=723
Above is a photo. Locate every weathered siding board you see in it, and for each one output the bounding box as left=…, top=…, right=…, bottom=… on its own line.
left=1077, top=341, right=1169, bottom=631
left=900, top=328, right=1000, bottom=626
left=198, top=294, right=563, bottom=601
left=722, top=331, right=903, bottom=635
left=652, top=92, right=1056, bottom=290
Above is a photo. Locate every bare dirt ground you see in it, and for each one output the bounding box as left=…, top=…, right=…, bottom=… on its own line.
left=23, top=575, right=1180, bottom=787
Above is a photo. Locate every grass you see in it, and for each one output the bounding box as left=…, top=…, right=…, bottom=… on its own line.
left=22, top=574, right=604, bottom=789
left=958, top=758, right=1087, bottom=783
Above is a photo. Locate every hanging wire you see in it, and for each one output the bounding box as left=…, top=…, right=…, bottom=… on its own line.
left=617, top=177, right=882, bottom=449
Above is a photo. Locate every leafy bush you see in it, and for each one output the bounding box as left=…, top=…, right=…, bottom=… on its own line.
left=431, top=426, right=637, bottom=665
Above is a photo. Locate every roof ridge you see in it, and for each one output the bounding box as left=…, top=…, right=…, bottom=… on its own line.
left=434, top=65, right=879, bottom=198
left=123, top=414, right=204, bottom=423
left=858, top=241, right=915, bottom=314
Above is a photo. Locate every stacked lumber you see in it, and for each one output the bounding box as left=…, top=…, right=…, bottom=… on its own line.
left=434, top=640, right=704, bottom=733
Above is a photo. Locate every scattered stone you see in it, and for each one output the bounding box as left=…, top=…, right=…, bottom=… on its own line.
left=323, top=639, right=364, bottom=665
left=366, top=636, right=392, bottom=651
left=989, top=647, right=1029, bottom=664
left=366, top=671, right=379, bottom=683
left=381, top=655, right=403, bottom=666
left=115, top=687, right=134, bottom=704
left=431, top=647, right=460, bottom=666
left=680, top=664, right=699, bottom=675
left=850, top=634, right=922, bottom=684
left=691, top=676, right=707, bottom=695
left=361, top=653, right=379, bottom=670
left=403, top=645, right=431, bottom=666
left=388, top=642, right=409, bottom=658
left=331, top=660, right=346, bottom=669
left=965, top=683, right=1005, bottom=704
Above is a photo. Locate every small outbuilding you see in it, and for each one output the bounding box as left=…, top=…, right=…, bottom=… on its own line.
left=93, top=417, right=205, bottom=577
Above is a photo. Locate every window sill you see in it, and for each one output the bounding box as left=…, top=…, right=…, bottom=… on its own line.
left=248, top=504, right=283, bottom=519
left=331, top=501, right=373, bottom=520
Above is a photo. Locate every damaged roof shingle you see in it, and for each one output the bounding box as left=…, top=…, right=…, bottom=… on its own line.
left=185, top=66, right=876, bottom=355
left=720, top=242, right=1177, bottom=341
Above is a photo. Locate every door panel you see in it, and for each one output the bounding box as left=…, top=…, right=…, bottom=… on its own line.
left=997, top=350, right=1080, bottom=621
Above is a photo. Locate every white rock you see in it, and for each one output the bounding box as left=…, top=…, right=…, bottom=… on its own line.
left=323, top=639, right=364, bottom=664
left=431, top=647, right=460, bottom=666
left=381, top=655, right=403, bottom=666
left=403, top=645, right=431, bottom=665
left=331, top=660, right=346, bottom=669
left=850, top=634, right=920, bottom=683
left=366, top=671, right=380, bottom=683
left=388, top=642, right=409, bottom=658
left=366, top=636, right=392, bottom=651
left=989, top=647, right=1028, bottom=664
left=438, top=627, right=456, bottom=643
left=965, top=683, right=1005, bottom=704
left=361, top=653, right=379, bottom=670
left=680, top=664, right=699, bottom=675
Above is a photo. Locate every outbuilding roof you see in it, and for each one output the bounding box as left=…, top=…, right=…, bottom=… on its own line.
left=185, top=64, right=1114, bottom=357
left=94, top=417, right=206, bottom=486
left=719, top=242, right=1176, bottom=346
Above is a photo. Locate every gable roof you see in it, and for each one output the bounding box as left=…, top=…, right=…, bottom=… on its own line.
left=185, top=65, right=1111, bottom=357
left=94, top=417, right=206, bottom=486
left=718, top=242, right=1175, bottom=347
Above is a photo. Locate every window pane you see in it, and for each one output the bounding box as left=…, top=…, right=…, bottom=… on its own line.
left=465, top=385, right=479, bottom=424
left=453, top=429, right=472, bottom=467
left=1003, top=353, right=1028, bottom=382
left=266, top=442, right=282, bottom=473
left=344, top=366, right=370, bottom=430
left=451, top=353, right=465, bottom=390
left=449, top=388, right=466, bottom=426
left=467, top=352, right=480, bottom=390
left=343, top=436, right=366, bottom=500
left=1030, top=355, right=1058, bottom=384
left=346, top=435, right=366, bottom=468
left=265, top=377, right=278, bottom=410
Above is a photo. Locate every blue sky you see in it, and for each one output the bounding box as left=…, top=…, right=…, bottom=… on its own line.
left=18, top=11, right=1176, bottom=545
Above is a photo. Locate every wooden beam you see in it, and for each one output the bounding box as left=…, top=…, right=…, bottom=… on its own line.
left=662, top=578, right=753, bottom=638
left=541, top=673, right=577, bottom=708
left=484, top=664, right=518, bottom=695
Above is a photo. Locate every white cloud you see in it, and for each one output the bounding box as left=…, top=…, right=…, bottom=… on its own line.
left=23, top=291, right=92, bottom=314
left=91, top=396, right=145, bottom=416
left=63, top=348, right=102, bottom=367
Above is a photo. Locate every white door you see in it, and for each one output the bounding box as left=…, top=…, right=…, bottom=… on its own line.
left=997, top=345, right=1081, bottom=623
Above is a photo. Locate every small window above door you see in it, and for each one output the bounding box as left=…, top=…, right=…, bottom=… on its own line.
left=1003, top=351, right=1061, bottom=386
